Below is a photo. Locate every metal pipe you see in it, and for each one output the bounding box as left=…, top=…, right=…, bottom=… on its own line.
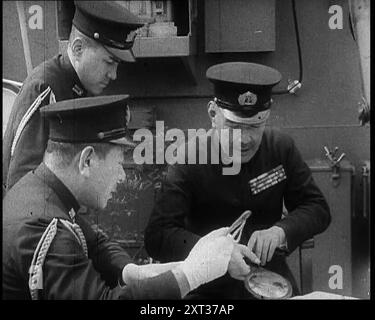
left=16, top=1, right=33, bottom=76
left=3, top=79, right=23, bottom=88
left=348, top=0, right=370, bottom=125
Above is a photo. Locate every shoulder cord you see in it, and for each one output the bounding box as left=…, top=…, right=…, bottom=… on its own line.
left=28, top=218, right=88, bottom=300
left=28, top=217, right=58, bottom=300
left=59, top=219, right=88, bottom=257
left=11, top=86, right=52, bottom=157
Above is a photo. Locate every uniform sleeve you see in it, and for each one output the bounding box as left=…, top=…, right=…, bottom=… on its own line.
left=3, top=79, right=53, bottom=191
left=120, top=270, right=183, bottom=299
left=144, top=164, right=200, bottom=262
left=76, top=215, right=133, bottom=288
left=30, top=222, right=182, bottom=299
left=275, top=136, right=331, bottom=253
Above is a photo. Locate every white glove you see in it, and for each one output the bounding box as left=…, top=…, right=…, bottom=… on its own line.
left=179, top=227, right=234, bottom=291
left=122, top=261, right=183, bottom=286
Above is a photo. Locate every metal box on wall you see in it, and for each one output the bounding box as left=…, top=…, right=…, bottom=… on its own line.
left=56, top=1, right=197, bottom=57
left=287, top=159, right=355, bottom=296
left=205, top=0, right=275, bottom=52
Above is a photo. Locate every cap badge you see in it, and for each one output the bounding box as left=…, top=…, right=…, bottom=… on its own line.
left=238, top=91, right=257, bottom=106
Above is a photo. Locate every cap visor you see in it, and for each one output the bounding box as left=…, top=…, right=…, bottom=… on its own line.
left=109, top=136, right=136, bottom=147
left=221, top=109, right=270, bottom=125
left=104, top=46, right=136, bottom=63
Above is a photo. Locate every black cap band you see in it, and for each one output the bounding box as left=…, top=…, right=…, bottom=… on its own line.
left=206, top=62, right=282, bottom=117
left=214, top=97, right=271, bottom=117
left=41, top=95, right=133, bottom=145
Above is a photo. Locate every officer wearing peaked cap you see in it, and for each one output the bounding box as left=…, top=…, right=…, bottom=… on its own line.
left=3, top=0, right=145, bottom=193
left=206, top=61, right=282, bottom=121
left=3, top=95, right=239, bottom=300
left=72, top=0, right=145, bottom=63
left=40, top=95, right=135, bottom=146
left=145, top=62, right=331, bottom=299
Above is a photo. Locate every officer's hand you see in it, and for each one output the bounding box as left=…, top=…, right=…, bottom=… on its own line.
left=122, top=262, right=183, bottom=285
left=122, top=263, right=155, bottom=285
left=228, top=244, right=260, bottom=280
left=247, top=226, right=286, bottom=266
left=179, top=227, right=235, bottom=291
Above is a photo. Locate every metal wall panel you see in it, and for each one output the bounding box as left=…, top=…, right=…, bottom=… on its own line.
left=288, top=159, right=355, bottom=296
left=205, top=0, right=275, bottom=52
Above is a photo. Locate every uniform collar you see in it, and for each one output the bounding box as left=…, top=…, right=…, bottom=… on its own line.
left=34, top=163, right=81, bottom=216
left=60, top=52, right=87, bottom=98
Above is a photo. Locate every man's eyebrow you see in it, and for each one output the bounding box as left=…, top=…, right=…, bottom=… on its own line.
left=224, top=119, right=262, bottom=128
left=101, top=44, right=122, bottom=63
left=103, top=48, right=121, bottom=64
left=224, top=119, right=242, bottom=127
left=108, top=54, right=121, bottom=64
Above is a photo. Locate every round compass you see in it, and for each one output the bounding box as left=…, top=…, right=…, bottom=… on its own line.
left=244, top=267, right=293, bottom=299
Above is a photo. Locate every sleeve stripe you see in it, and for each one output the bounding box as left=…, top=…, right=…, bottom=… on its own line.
left=11, top=86, right=52, bottom=157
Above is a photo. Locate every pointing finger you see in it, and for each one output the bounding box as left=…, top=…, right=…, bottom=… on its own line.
left=255, top=235, right=263, bottom=261
left=239, top=244, right=261, bottom=265
left=247, top=231, right=258, bottom=252
left=261, top=237, right=270, bottom=265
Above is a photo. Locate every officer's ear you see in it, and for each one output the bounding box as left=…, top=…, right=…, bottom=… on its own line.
left=71, top=37, right=84, bottom=58
left=207, top=100, right=217, bottom=127
left=78, top=146, right=95, bottom=178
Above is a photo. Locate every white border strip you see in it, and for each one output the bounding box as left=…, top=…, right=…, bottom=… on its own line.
left=11, top=86, right=52, bottom=156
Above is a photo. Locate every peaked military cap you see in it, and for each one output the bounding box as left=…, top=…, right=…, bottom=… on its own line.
left=73, top=1, right=145, bottom=62
left=40, top=95, right=134, bottom=146
left=206, top=62, right=282, bottom=124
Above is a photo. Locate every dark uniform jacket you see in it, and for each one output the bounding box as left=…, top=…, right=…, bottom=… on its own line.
left=3, top=163, right=181, bottom=300
left=145, top=128, right=331, bottom=299
left=3, top=52, right=88, bottom=192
